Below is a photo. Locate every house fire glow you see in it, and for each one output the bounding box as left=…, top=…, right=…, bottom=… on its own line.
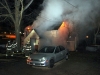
left=24, top=21, right=76, bottom=51
left=24, top=0, right=100, bottom=52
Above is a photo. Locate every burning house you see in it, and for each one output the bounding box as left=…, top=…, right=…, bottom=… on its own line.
left=24, top=21, right=77, bottom=51
left=24, top=0, right=100, bottom=52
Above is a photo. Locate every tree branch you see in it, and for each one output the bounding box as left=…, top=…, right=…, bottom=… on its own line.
left=7, top=19, right=14, bottom=26
left=64, top=0, right=77, bottom=8
left=0, top=14, right=10, bottom=16
left=4, top=0, right=15, bottom=23
left=23, top=0, right=34, bottom=11
left=18, top=0, right=24, bottom=25
left=0, top=17, right=7, bottom=22
left=0, top=2, right=8, bottom=11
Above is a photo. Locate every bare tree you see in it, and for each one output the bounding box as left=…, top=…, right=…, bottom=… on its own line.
left=0, top=0, right=34, bottom=50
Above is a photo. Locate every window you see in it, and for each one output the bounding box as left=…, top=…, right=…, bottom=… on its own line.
left=39, top=46, right=55, bottom=53
left=59, top=46, right=65, bottom=51
left=55, top=47, right=60, bottom=53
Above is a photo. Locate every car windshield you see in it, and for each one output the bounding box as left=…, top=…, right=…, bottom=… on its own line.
left=39, top=46, right=55, bottom=53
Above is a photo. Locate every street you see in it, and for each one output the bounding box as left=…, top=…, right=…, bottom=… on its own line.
left=0, top=51, right=100, bottom=75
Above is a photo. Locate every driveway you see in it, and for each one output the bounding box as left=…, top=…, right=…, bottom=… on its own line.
left=0, top=51, right=100, bottom=75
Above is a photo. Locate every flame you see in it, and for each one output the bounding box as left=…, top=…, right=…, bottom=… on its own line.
left=25, top=25, right=32, bottom=30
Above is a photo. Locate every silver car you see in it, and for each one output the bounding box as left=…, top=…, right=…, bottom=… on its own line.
left=27, top=45, right=69, bottom=68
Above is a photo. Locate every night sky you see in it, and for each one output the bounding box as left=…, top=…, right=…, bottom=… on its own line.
left=23, top=0, right=44, bottom=24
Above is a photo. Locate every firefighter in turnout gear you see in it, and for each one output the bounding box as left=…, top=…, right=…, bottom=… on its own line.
left=6, top=40, right=13, bottom=56
left=12, top=40, right=18, bottom=53
left=24, top=42, right=32, bottom=57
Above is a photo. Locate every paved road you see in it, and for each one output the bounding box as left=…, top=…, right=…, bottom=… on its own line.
left=0, top=51, right=100, bottom=75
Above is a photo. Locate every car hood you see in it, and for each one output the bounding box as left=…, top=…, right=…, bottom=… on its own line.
left=30, top=53, right=53, bottom=59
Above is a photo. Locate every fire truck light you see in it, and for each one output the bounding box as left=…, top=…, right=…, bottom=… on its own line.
left=6, top=35, right=16, bottom=39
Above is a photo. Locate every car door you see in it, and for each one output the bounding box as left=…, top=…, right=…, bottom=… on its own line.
left=59, top=46, right=66, bottom=59
left=54, top=46, right=62, bottom=62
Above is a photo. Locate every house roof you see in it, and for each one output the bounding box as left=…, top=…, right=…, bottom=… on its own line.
left=47, top=22, right=62, bottom=30
left=33, top=22, right=62, bottom=38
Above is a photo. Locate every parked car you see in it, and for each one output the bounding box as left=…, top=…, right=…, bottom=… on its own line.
left=27, top=45, right=69, bottom=68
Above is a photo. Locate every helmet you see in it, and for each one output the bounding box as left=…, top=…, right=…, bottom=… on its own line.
left=8, top=40, right=11, bottom=43
left=7, top=40, right=11, bottom=45
left=8, top=40, right=10, bottom=42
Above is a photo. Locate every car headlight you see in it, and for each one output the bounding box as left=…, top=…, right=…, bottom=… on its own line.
left=41, top=57, right=46, bottom=61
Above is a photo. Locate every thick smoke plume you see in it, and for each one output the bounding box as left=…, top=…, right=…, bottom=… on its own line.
left=32, top=0, right=100, bottom=44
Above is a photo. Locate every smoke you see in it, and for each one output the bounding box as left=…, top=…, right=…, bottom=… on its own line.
left=32, top=0, right=100, bottom=41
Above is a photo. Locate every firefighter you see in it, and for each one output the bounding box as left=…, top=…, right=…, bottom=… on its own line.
left=24, top=42, right=31, bottom=57
left=12, top=40, right=18, bottom=53
left=22, top=45, right=26, bottom=54
left=6, top=40, right=13, bottom=56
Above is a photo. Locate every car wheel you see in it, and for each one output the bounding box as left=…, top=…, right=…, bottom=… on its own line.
left=48, top=59, right=54, bottom=68
left=65, top=54, right=68, bottom=60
